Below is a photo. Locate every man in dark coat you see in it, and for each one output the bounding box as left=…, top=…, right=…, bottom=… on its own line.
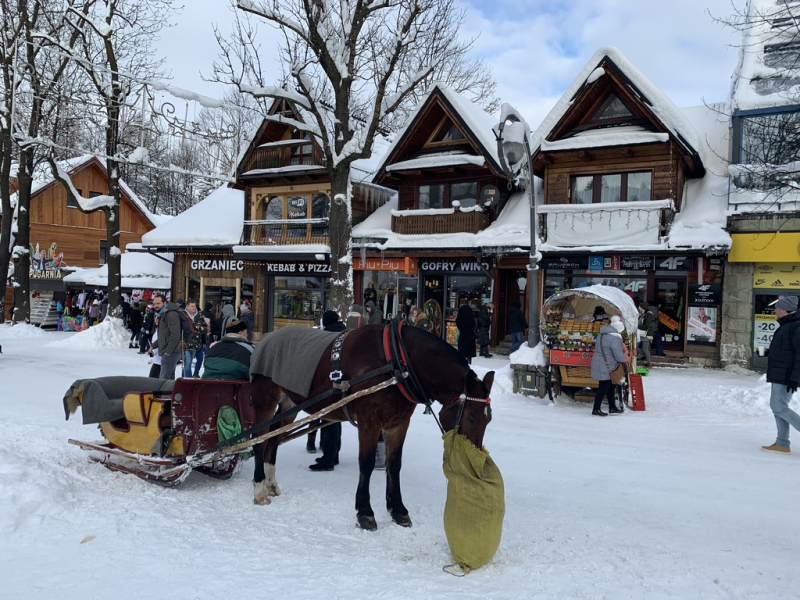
left=309, top=310, right=346, bottom=471
left=477, top=303, right=494, bottom=358
left=152, top=294, right=181, bottom=380
left=128, top=302, right=143, bottom=349
left=456, top=301, right=477, bottom=364
left=139, top=304, right=154, bottom=354
left=762, top=296, right=800, bottom=454
left=201, top=319, right=253, bottom=380
left=364, top=300, right=383, bottom=325
left=507, top=300, right=528, bottom=353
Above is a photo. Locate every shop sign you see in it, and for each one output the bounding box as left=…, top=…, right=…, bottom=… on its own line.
left=689, top=283, right=722, bottom=306
left=656, top=256, right=694, bottom=271
left=589, top=256, right=604, bottom=271
left=191, top=258, right=245, bottom=272
left=708, top=258, right=723, bottom=271
left=419, top=260, right=490, bottom=272
left=753, top=263, right=800, bottom=289
left=753, top=313, right=778, bottom=351
left=619, top=255, right=654, bottom=270
left=353, top=256, right=418, bottom=274
left=541, top=256, right=589, bottom=270
left=604, top=256, right=621, bottom=270
left=265, top=262, right=331, bottom=274
left=29, top=241, right=65, bottom=279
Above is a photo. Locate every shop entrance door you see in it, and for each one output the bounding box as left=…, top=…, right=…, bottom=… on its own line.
left=655, top=279, right=686, bottom=354
left=204, top=285, right=237, bottom=320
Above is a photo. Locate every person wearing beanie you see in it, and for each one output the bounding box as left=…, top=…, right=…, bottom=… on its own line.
left=762, top=295, right=800, bottom=454
left=238, top=301, right=254, bottom=342
left=589, top=317, right=628, bottom=416
left=364, top=300, right=383, bottom=325
left=201, top=319, right=253, bottom=380
left=637, top=301, right=654, bottom=367
left=321, top=310, right=345, bottom=332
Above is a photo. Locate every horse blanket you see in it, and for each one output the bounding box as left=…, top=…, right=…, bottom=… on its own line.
left=250, top=326, right=341, bottom=397
left=63, top=377, right=175, bottom=424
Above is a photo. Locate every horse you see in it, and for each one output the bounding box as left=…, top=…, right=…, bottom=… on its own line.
left=250, top=322, right=495, bottom=531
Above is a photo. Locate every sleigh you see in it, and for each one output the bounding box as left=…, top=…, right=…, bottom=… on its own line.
left=66, top=377, right=256, bottom=486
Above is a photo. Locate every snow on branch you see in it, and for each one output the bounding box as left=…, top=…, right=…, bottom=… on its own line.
left=47, top=159, right=115, bottom=212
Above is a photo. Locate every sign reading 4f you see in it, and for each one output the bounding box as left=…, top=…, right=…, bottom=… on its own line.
left=658, top=256, right=694, bottom=271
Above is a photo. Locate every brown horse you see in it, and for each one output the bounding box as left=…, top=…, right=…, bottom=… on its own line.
left=250, top=323, right=494, bottom=531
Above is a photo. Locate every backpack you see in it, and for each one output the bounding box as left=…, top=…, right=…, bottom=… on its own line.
left=179, top=311, right=195, bottom=339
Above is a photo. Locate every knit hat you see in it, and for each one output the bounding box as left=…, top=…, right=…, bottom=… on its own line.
left=225, top=319, right=248, bottom=334
left=772, top=295, right=799, bottom=312
left=322, top=310, right=340, bottom=328
left=610, top=320, right=625, bottom=333
left=240, top=302, right=251, bottom=314
left=610, top=315, right=621, bottom=323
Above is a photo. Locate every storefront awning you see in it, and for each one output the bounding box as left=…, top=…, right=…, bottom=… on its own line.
left=728, top=232, right=800, bottom=262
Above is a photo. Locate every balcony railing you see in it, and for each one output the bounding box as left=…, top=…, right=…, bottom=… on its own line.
left=242, top=219, right=329, bottom=246
left=243, top=141, right=324, bottom=174
left=391, top=209, right=491, bottom=235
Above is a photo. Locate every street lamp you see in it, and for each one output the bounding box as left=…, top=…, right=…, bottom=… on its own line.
left=494, top=105, right=539, bottom=347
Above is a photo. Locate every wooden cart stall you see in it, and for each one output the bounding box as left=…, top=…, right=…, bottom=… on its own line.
left=540, top=285, right=639, bottom=404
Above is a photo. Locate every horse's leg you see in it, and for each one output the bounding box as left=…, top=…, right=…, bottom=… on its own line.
left=355, top=421, right=382, bottom=531
left=252, top=378, right=283, bottom=505
left=260, top=393, right=297, bottom=498
left=383, top=419, right=412, bottom=527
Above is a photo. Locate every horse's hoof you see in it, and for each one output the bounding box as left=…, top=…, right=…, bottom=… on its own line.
left=391, top=513, right=412, bottom=528
left=267, top=484, right=281, bottom=497
left=253, top=495, right=271, bottom=506
left=356, top=515, right=378, bottom=531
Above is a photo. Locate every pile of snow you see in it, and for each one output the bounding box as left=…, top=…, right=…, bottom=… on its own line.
left=0, top=322, right=48, bottom=340
left=509, top=342, right=548, bottom=366
left=46, top=317, right=129, bottom=350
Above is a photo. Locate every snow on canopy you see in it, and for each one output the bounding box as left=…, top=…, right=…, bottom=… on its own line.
left=140, top=185, right=244, bottom=248
left=729, top=0, right=800, bottom=111
left=529, top=46, right=703, bottom=160
left=63, top=251, right=172, bottom=289
left=542, top=285, right=639, bottom=334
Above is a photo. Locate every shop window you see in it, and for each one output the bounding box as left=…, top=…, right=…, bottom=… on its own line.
left=450, top=182, right=477, bottom=208
left=272, top=277, right=325, bottom=330
left=360, top=271, right=418, bottom=321
left=570, top=172, right=651, bottom=204
left=419, top=184, right=445, bottom=209
left=99, top=240, right=108, bottom=265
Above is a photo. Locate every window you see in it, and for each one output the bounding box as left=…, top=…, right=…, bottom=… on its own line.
left=89, top=191, right=103, bottom=198
left=429, top=118, right=465, bottom=145
left=99, top=240, right=108, bottom=265
left=590, top=94, right=633, bottom=121
left=311, top=193, right=330, bottom=237
left=418, top=184, right=445, bottom=209
left=570, top=172, right=651, bottom=203
left=737, top=111, right=800, bottom=165
left=258, top=193, right=329, bottom=242
left=290, top=130, right=313, bottom=165
left=286, top=195, right=308, bottom=238
left=67, top=188, right=82, bottom=208
left=450, top=182, right=478, bottom=207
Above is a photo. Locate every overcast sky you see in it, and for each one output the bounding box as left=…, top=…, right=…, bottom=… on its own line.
left=154, top=0, right=742, bottom=128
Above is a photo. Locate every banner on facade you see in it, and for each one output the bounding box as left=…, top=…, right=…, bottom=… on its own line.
left=687, top=306, right=717, bottom=345
left=753, top=313, right=778, bottom=351
left=353, top=256, right=418, bottom=275
left=264, top=262, right=331, bottom=274
left=541, top=256, right=589, bottom=270
left=689, top=283, right=722, bottom=306
left=619, top=256, right=654, bottom=270
left=753, top=263, right=800, bottom=289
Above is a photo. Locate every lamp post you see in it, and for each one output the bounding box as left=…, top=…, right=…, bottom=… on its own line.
left=495, top=106, right=539, bottom=348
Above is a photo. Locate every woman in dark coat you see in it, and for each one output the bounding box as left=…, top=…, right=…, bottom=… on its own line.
left=477, top=303, right=493, bottom=358
left=456, top=302, right=477, bottom=363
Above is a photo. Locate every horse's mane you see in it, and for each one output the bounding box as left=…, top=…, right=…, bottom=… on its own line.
left=403, top=322, right=469, bottom=368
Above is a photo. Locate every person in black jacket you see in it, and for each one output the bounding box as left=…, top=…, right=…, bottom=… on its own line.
left=309, top=310, right=346, bottom=471
left=128, top=302, right=143, bottom=349
left=507, top=300, right=528, bottom=353
left=456, top=300, right=477, bottom=364
left=139, top=304, right=155, bottom=354
left=762, top=296, right=800, bottom=454
left=477, top=303, right=494, bottom=358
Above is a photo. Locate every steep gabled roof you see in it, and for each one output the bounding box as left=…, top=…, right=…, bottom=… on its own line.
left=530, top=47, right=704, bottom=173
left=372, top=85, right=503, bottom=181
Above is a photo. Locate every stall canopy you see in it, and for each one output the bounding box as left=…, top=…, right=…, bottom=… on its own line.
left=63, top=251, right=172, bottom=290
left=542, top=285, right=639, bottom=333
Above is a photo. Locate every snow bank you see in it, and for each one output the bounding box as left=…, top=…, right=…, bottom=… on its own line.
left=509, top=342, right=547, bottom=366
left=0, top=323, right=48, bottom=340
left=46, top=317, right=129, bottom=350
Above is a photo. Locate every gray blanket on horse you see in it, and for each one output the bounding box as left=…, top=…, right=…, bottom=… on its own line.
left=63, top=377, right=175, bottom=424
left=250, top=326, right=341, bottom=397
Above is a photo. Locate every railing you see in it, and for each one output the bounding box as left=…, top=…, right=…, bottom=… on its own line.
left=243, top=142, right=324, bottom=173
left=242, top=219, right=329, bottom=246
left=391, top=210, right=491, bottom=235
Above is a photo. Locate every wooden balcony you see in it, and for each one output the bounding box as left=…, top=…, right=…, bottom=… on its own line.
left=243, top=141, right=324, bottom=174
left=242, top=219, right=329, bottom=246
left=391, top=210, right=491, bottom=235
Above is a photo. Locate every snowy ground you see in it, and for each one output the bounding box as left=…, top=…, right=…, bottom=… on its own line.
left=2, top=322, right=800, bottom=600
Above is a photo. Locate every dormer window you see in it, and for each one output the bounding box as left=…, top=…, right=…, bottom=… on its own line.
left=427, top=117, right=466, bottom=146
left=591, top=94, right=633, bottom=121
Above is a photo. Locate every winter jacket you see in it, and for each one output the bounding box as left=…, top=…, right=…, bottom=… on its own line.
left=649, top=305, right=660, bottom=332
left=456, top=304, right=477, bottom=359
left=507, top=301, right=528, bottom=334
left=217, top=304, right=236, bottom=337
left=202, top=335, right=254, bottom=380
left=346, top=304, right=366, bottom=330
left=129, top=306, right=142, bottom=331
left=142, top=310, right=155, bottom=337
left=156, top=303, right=182, bottom=357
left=590, top=325, right=628, bottom=381
left=239, top=308, right=255, bottom=342
left=324, top=321, right=347, bottom=332
left=767, top=311, right=800, bottom=387
left=365, top=301, right=383, bottom=325
left=182, top=309, right=206, bottom=351
left=415, top=313, right=433, bottom=333
left=477, top=306, right=492, bottom=346
left=638, top=309, right=655, bottom=338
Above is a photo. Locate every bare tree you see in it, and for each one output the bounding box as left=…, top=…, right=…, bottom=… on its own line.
left=214, top=0, right=498, bottom=314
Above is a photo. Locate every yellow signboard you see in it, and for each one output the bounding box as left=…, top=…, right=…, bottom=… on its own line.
left=730, top=232, right=800, bottom=262
left=754, top=313, right=778, bottom=350
left=753, top=263, right=800, bottom=289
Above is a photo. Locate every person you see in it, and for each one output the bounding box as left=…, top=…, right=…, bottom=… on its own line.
left=590, top=316, right=628, bottom=416
left=477, top=303, right=494, bottom=358
left=128, top=301, right=143, bottom=349
left=697, top=307, right=711, bottom=324
left=456, top=300, right=477, bottom=364
left=649, top=300, right=664, bottom=356
left=201, top=319, right=254, bottom=380
left=761, top=296, right=800, bottom=454
left=139, top=304, right=154, bottom=354
left=346, top=303, right=366, bottom=329
left=146, top=327, right=162, bottom=378
left=507, top=300, right=528, bottom=354
left=88, top=299, right=101, bottom=326
left=181, top=300, right=206, bottom=378
left=100, top=295, right=109, bottom=320
left=153, top=293, right=181, bottom=380
left=239, top=301, right=255, bottom=342
left=364, top=300, right=383, bottom=325
left=637, top=301, right=654, bottom=367
left=121, top=293, right=131, bottom=327
left=591, top=305, right=607, bottom=322
left=415, top=309, right=433, bottom=332
left=309, top=310, right=346, bottom=471
left=408, top=306, right=421, bottom=325
left=217, top=303, right=236, bottom=337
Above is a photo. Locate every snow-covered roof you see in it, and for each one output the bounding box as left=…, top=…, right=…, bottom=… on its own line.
left=385, top=153, right=485, bottom=172
left=729, top=0, right=800, bottom=111
left=140, top=185, right=244, bottom=248
left=530, top=47, right=703, bottom=160
left=63, top=251, right=172, bottom=289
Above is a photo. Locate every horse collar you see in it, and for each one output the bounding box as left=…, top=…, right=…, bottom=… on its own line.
left=382, top=322, right=426, bottom=406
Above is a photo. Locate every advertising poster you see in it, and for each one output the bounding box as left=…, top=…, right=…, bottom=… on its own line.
left=687, top=306, right=717, bottom=345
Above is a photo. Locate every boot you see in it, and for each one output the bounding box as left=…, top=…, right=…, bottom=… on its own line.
left=609, top=407, right=624, bottom=415
left=592, top=409, right=608, bottom=417
left=374, top=440, right=386, bottom=470
left=761, top=444, right=790, bottom=454
left=306, top=430, right=317, bottom=454
left=309, top=461, right=334, bottom=471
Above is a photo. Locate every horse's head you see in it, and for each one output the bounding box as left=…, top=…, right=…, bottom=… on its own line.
left=438, top=369, right=494, bottom=449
